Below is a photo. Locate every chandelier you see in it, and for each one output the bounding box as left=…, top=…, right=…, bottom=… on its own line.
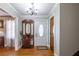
left=25, top=3, right=38, bottom=15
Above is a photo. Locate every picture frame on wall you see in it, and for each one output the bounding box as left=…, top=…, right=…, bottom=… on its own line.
left=0, top=20, right=4, bottom=28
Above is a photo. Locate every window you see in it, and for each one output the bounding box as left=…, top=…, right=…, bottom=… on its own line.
left=39, top=24, right=44, bottom=37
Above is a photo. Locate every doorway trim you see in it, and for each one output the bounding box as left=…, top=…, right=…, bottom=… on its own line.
left=50, top=16, right=54, bottom=53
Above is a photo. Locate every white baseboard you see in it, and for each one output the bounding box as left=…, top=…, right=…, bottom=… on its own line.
left=15, top=44, right=22, bottom=51
left=54, top=53, right=58, bottom=56
left=47, top=44, right=50, bottom=48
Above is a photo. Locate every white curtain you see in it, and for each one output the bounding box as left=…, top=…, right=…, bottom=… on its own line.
left=6, top=20, right=15, bottom=48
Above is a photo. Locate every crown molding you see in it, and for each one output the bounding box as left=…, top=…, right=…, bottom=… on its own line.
left=21, top=15, right=49, bottom=19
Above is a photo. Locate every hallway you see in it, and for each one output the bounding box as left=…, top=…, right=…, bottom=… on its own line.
left=0, top=3, right=59, bottom=56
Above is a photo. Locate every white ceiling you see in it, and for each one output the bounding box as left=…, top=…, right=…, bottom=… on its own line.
left=11, top=3, right=55, bottom=16
left=0, top=8, right=9, bottom=16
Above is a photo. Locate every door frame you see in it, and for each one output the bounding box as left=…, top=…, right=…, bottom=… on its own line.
left=50, top=16, right=54, bottom=52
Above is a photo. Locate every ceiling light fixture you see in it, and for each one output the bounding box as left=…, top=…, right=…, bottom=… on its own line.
left=25, top=3, right=38, bottom=15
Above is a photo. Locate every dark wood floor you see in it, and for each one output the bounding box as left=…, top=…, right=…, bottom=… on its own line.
left=0, top=47, right=54, bottom=56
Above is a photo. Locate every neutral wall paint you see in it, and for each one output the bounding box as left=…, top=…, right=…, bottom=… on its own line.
left=49, top=4, right=60, bottom=56
left=60, top=3, right=79, bottom=56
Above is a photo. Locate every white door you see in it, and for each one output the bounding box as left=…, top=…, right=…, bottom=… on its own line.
left=35, top=21, right=48, bottom=46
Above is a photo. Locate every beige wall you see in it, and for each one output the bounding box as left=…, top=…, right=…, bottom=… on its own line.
left=60, top=3, right=79, bottom=56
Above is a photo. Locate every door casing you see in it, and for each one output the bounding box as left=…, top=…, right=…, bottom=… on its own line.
left=50, top=16, right=54, bottom=51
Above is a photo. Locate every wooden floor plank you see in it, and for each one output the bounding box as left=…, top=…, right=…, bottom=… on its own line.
left=0, top=47, right=54, bottom=56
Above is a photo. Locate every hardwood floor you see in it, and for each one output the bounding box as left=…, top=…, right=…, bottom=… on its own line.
left=0, top=48, right=15, bottom=56
left=0, top=47, right=54, bottom=56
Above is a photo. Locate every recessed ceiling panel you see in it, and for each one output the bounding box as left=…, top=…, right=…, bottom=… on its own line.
left=11, top=3, right=55, bottom=16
